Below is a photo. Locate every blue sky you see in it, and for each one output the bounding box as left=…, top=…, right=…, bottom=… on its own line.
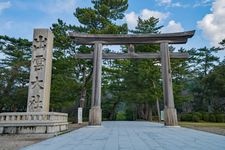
left=0, top=0, right=225, bottom=58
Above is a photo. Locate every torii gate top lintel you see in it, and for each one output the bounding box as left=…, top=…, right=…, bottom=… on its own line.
left=69, top=30, right=195, bottom=45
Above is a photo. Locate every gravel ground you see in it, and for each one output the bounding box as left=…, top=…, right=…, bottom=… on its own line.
left=0, top=123, right=88, bottom=150
left=0, top=134, right=53, bottom=150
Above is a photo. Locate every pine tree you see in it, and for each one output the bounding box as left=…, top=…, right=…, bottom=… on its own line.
left=50, top=0, right=129, bottom=120
left=0, top=36, right=32, bottom=112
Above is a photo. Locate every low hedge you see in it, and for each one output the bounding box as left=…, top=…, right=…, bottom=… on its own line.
left=215, top=114, right=225, bottom=122
left=180, top=113, right=193, bottom=121
left=180, top=112, right=225, bottom=122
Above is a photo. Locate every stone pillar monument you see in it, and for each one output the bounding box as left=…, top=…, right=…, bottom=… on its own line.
left=27, top=29, right=53, bottom=112
left=89, top=43, right=102, bottom=125
left=160, top=42, right=178, bottom=126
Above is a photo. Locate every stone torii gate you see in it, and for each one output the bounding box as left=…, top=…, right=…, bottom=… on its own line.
left=69, top=30, right=195, bottom=126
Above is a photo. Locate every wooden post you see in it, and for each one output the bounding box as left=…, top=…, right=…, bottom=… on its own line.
left=89, top=42, right=102, bottom=125
left=160, top=42, right=178, bottom=126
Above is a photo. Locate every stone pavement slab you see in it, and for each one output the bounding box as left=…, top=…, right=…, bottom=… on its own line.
left=22, top=121, right=225, bottom=150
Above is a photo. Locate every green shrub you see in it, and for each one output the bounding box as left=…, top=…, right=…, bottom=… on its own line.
left=152, top=116, right=160, bottom=121
left=193, top=112, right=202, bottom=120
left=202, top=113, right=209, bottom=122
left=125, top=109, right=135, bottom=121
left=180, top=112, right=225, bottom=122
left=180, top=113, right=192, bottom=121
left=209, top=114, right=216, bottom=122
left=116, top=112, right=126, bottom=121
left=215, top=114, right=225, bottom=122
left=192, top=114, right=200, bottom=122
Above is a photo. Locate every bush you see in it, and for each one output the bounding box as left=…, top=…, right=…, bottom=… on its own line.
left=180, top=112, right=225, bottom=122
left=193, top=112, right=202, bottom=120
left=125, top=108, right=135, bottom=121
left=116, top=112, right=126, bottom=121
left=152, top=116, right=160, bottom=121
left=180, top=113, right=193, bottom=121
left=202, top=113, right=209, bottom=122
left=192, top=114, right=200, bottom=122
left=215, top=114, right=225, bottom=122
left=209, top=114, right=216, bottom=122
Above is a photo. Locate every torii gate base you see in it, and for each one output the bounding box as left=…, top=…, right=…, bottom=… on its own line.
left=164, top=108, right=178, bottom=126
left=89, top=106, right=102, bottom=125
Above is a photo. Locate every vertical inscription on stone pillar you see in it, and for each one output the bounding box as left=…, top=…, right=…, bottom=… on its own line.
left=27, top=29, right=53, bottom=112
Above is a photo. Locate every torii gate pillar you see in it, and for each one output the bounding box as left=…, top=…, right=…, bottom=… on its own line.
left=161, top=42, right=178, bottom=126
left=89, top=43, right=102, bottom=125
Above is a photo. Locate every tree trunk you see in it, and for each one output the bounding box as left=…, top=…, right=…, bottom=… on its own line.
left=137, top=104, right=145, bottom=119
left=109, top=102, right=118, bottom=120
left=147, top=103, right=153, bottom=121
left=144, top=102, right=148, bottom=120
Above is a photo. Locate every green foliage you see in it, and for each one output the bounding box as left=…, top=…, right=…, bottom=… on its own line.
left=205, top=61, right=225, bottom=98
left=209, top=113, right=216, bottom=122
left=180, top=112, right=225, bottom=122
left=125, top=103, right=137, bottom=121
left=180, top=113, right=193, bottom=121
left=202, top=113, right=209, bottom=122
left=215, top=114, right=225, bottom=122
left=115, top=17, right=163, bottom=120
left=50, top=0, right=129, bottom=119
left=116, top=112, right=126, bottom=120
left=74, top=0, right=128, bottom=34
left=185, top=47, right=221, bottom=112
left=219, top=39, right=225, bottom=48
left=0, top=35, right=31, bottom=112
left=192, top=114, right=200, bottom=122
left=130, top=17, right=163, bottom=33
left=193, top=112, right=202, bottom=120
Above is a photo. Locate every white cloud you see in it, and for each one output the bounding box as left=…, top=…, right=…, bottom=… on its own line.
left=3, top=21, right=12, bottom=29
left=156, top=0, right=187, bottom=7
left=161, top=20, right=184, bottom=33
left=171, top=2, right=182, bottom=7
left=39, top=0, right=77, bottom=14
left=125, top=12, right=138, bottom=29
left=141, top=9, right=169, bottom=20
left=193, top=0, right=212, bottom=7
left=0, top=1, right=11, bottom=14
left=197, top=0, right=225, bottom=46
left=125, top=9, right=169, bottom=29
left=156, top=0, right=172, bottom=6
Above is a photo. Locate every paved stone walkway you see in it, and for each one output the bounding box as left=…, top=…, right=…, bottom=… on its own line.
left=22, top=121, right=225, bottom=150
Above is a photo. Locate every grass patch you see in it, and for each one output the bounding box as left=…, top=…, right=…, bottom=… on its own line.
left=179, top=122, right=225, bottom=129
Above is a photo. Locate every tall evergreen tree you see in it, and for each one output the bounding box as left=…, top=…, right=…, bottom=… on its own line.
left=186, top=47, right=220, bottom=112
left=113, top=17, right=163, bottom=121
left=0, top=36, right=32, bottom=112
left=50, top=0, right=129, bottom=120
